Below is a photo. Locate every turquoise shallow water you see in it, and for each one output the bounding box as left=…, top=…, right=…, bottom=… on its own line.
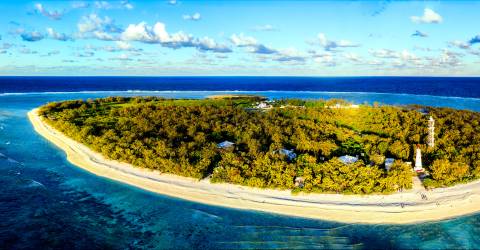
left=1, top=91, right=480, bottom=249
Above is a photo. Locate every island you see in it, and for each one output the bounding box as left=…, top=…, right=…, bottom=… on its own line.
left=28, top=96, right=480, bottom=224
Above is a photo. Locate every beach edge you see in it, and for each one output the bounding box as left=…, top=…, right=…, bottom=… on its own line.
left=28, top=108, right=480, bottom=224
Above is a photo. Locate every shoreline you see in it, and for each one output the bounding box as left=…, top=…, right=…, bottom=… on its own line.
left=28, top=108, right=480, bottom=224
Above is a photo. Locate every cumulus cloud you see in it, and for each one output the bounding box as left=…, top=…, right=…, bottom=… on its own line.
left=412, top=30, right=428, bottom=37
left=1, top=43, right=13, bottom=50
left=183, top=13, right=201, bottom=21
left=230, top=33, right=257, bottom=47
left=369, top=49, right=398, bottom=58
left=343, top=52, right=361, bottom=62
left=94, top=1, right=112, bottom=9
left=0, top=43, right=13, bottom=54
left=34, top=3, right=64, bottom=20
left=249, top=44, right=277, bottom=54
left=19, top=48, right=38, bottom=54
left=116, top=41, right=132, bottom=50
left=78, top=14, right=122, bottom=34
left=195, top=37, right=232, bottom=53
left=72, top=2, right=90, bottom=9
left=46, top=50, right=60, bottom=56
left=20, top=31, right=44, bottom=42
left=230, top=33, right=278, bottom=55
left=121, top=22, right=231, bottom=53
left=426, top=49, right=462, bottom=68
left=469, top=35, right=480, bottom=45
left=77, top=51, right=95, bottom=57
left=273, top=48, right=306, bottom=62
left=47, top=28, right=73, bottom=41
left=168, top=0, right=178, bottom=5
left=309, top=50, right=336, bottom=66
left=121, top=1, right=134, bottom=9
left=411, top=8, right=442, bottom=24
left=94, top=1, right=133, bottom=10
left=252, top=24, right=276, bottom=32
left=111, top=53, right=132, bottom=61
left=316, top=33, right=359, bottom=51
left=449, top=40, right=470, bottom=50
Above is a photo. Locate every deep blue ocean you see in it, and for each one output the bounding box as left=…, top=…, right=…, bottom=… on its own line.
left=1, top=77, right=480, bottom=249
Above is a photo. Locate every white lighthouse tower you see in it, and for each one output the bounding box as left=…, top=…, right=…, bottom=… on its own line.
left=428, top=116, right=435, bottom=148
left=414, top=145, right=424, bottom=172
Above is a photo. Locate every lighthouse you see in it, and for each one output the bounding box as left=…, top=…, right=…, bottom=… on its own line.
left=428, top=116, right=435, bottom=148
left=414, top=145, right=424, bottom=172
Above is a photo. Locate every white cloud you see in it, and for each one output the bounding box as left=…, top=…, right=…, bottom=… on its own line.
left=317, top=33, right=359, bottom=51
left=168, top=0, right=178, bottom=5
left=311, top=51, right=335, bottom=66
left=196, top=37, right=232, bottom=53
left=230, top=33, right=258, bottom=47
left=47, top=28, right=73, bottom=41
left=369, top=49, right=398, bottom=58
left=78, top=14, right=121, bottom=34
left=71, top=2, right=89, bottom=9
left=183, top=13, right=201, bottom=21
left=229, top=33, right=279, bottom=55
left=273, top=48, right=306, bottom=62
left=94, top=1, right=112, bottom=9
left=34, top=3, right=64, bottom=20
left=412, top=30, right=428, bottom=37
left=343, top=52, right=361, bottom=62
left=94, top=1, right=133, bottom=10
left=411, top=8, right=442, bottom=24
left=93, top=31, right=116, bottom=41
left=121, top=22, right=231, bottom=53
left=252, top=24, right=276, bottom=32
left=116, top=41, right=132, bottom=50
left=449, top=40, right=471, bottom=50
left=121, top=0, right=134, bottom=9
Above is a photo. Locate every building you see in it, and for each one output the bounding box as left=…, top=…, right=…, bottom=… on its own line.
left=414, top=145, right=424, bottom=172
left=428, top=116, right=435, bottom=148
left=277, top=148, right=297, bottom=160
left=256, top=102, right=272, bottom=109
left=385, top=158, right=395, bottom=171
left=217, top=141, right=235, bottom=149
left=339, top=155, right=359, bottom=165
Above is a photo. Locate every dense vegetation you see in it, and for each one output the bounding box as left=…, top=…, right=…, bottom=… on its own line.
left=38, top=96, right=480, bottom=193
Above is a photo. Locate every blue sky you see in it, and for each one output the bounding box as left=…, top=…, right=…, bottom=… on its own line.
left=0, top=0, right=479, bottom=76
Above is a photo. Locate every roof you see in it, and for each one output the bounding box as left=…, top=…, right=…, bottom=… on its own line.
left=339, top=155, right=359, bottom=164
left=277, top=148, right=297, bottom=160
left=217, top=141, right=235, bottom=149
left=385, top=158, right=395, bottom=164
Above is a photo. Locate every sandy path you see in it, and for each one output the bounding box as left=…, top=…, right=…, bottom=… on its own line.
left=28, top=109, right=480, bottom=224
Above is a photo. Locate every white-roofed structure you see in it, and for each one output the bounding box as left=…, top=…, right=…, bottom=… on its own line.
left=277, top=148, right=297, bottom=160
left=217, top=140, right=235, bottom=149
left=339, top=155, right=359, bottom=165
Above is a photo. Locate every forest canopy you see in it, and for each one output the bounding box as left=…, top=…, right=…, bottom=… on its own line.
left=38, top=96, right=480, bottom=193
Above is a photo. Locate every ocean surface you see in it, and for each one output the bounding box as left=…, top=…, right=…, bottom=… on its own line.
left=1, top=77, right=480, bottom=249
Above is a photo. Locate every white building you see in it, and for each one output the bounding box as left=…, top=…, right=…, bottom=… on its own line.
left=414, top=145, right=424, bottom=172
left=277, top=148, right=297, bottom=160
left=339, top=155, right=359, bottom=165
left=256, top=102, right=272, bottom=109
left=428, top=116, right=435, bottom=148
left=217, top=141, right=235, bottom=149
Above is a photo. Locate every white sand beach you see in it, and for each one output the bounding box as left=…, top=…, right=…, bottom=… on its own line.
left=28, top=108, right=480, bottom=224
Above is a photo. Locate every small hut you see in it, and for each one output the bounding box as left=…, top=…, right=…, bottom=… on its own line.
left=277, top=148, right=297, bottom=160
left=339, top=155, right=359, bottom=165
left=217, top=141, right=235, bottom=149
